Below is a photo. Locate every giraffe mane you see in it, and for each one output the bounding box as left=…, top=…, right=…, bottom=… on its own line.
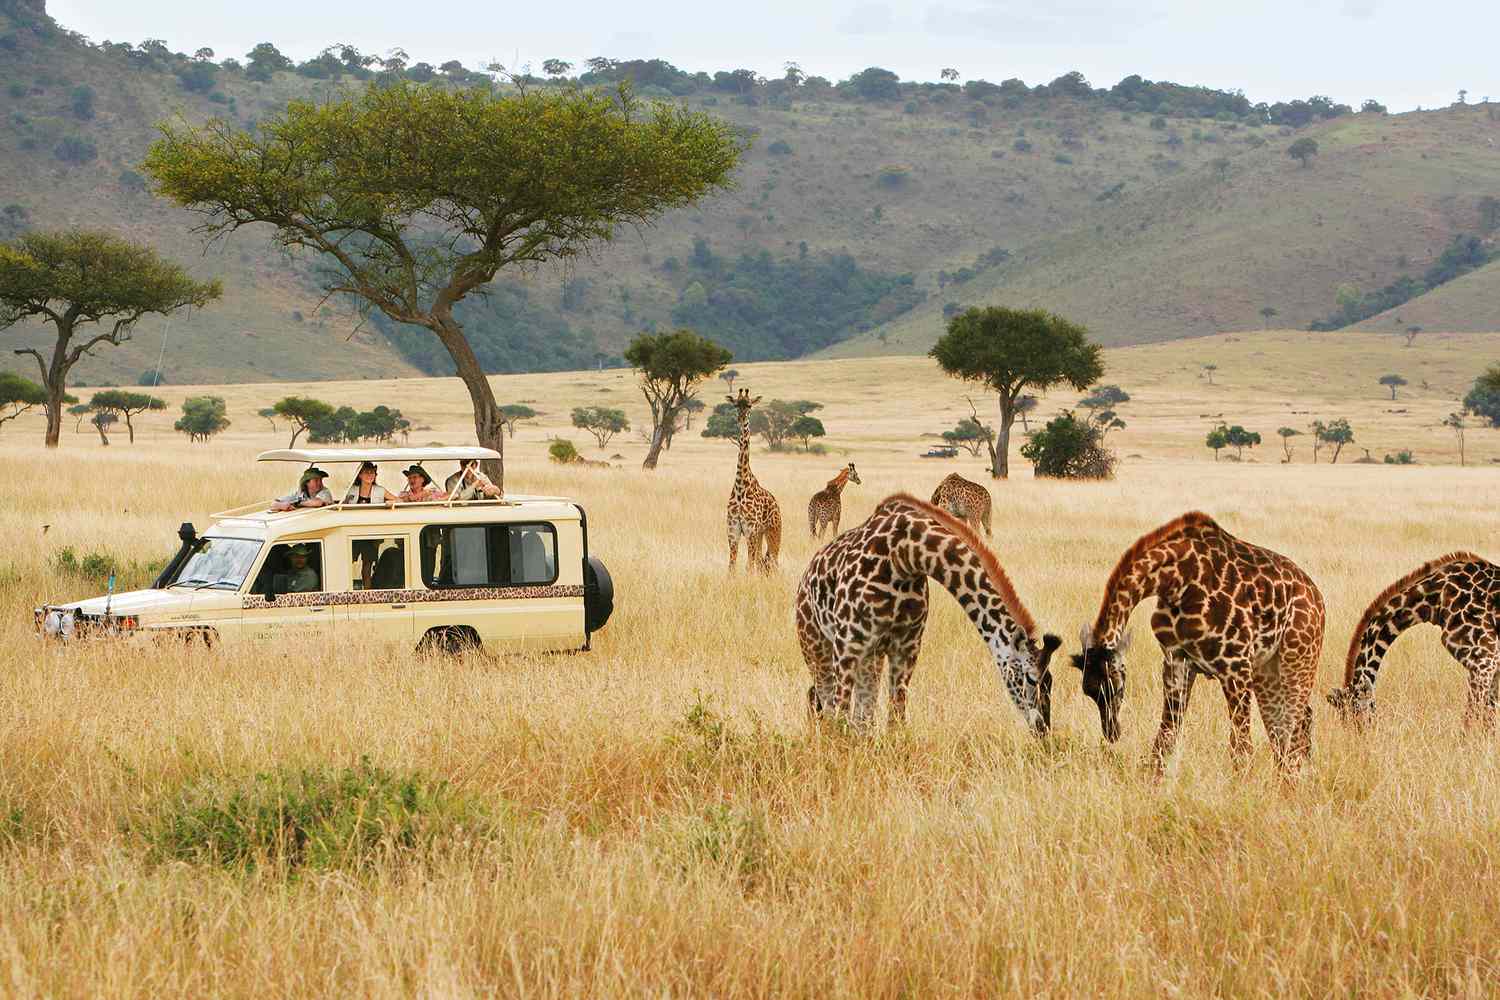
left=1092, top=511, right=1221, bottom=639
left=1341, top=551, right=1485, bottom=687
left=882, top=492, right=1037, bottom=639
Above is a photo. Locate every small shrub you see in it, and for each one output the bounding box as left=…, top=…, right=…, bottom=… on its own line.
left=1384, top=450, right=1416, bottom=465
left=548, top=438, right=580, bottom=463
left=134, top=758, right=493, bottom=873
left=53, top=135, right=97, bottom=164
left=1012, top=138, right=1033, bottom=153
left=1053, top=153, right=1073, bottom=165
left=875, top=164, right=911, bottom=189
left=1020, top=410, right=1116, bottom=479
left=766, top=139, right=792, bottom=155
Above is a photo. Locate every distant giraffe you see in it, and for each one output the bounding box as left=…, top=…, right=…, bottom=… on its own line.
left=807, top=463, right=861, bottom=538
left=1073, top=511, right=1326, bottom=777
left=725, top=389, right=782, bottom=573
left=1327, top=552, right=1498, bottom=730
left=796, top=493, right=1060, bottom=733
left=930, top=472, right=992, bottom=536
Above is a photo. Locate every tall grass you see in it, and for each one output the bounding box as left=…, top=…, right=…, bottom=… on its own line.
left=1, top=352, right=1498, bottom=997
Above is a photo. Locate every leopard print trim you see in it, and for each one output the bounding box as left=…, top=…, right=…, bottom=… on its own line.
left=242, top=584, right=584, bottom=610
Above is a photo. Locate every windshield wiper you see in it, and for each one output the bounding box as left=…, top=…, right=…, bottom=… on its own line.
left=191, top=579, right=239, bottom=591
left=169, top=578, right=209, bottom=588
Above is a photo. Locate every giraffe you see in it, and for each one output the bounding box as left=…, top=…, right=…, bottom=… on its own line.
left=725, top=389, right=782, bottom=574
left=796, top=492, right=1061, bottom=734
left=930, top=472, right=992, bottom=536
left=807, top=463, right=861, bottom=538
left=1327, top=552, right=1499, bottom=730
left=1073, top=511, right=1326, bottom=777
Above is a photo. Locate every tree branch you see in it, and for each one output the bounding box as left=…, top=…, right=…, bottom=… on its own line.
left=13, top=348, right=48, bottom=382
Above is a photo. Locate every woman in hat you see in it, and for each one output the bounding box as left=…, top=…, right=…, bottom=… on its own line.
left=342, top=461, right=391, bottom=505
left=270, top=467, right=334, bottom=511
left=396, top=464, right=448, bottom=502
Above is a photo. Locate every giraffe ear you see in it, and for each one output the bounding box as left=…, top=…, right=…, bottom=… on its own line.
left=1117, top=629, right=1133, bottom=656
left=1077, top=623, right=1092, bottom=651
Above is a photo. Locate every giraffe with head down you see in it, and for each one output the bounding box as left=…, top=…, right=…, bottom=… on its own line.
left=796, top=492, right=1060, bottom=734
left=807, top=463, right=861, bottom=538
left=930, top=472, right=992, bottom=537
left=1328, top=552, right=1499, bottom=730
left=1074, top=511, right=1325, bottom=778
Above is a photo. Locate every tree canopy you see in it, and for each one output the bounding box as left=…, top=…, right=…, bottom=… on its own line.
left=271, top=396, right=337, bottom=448
left=1288, top=137, right=1319, bottom=167
left=0, top=370, right=48, bottom=429
left=0, top=229, right=220, bottom=446
left=625, top=329, right=731, bottom=468
left=145, top=81, right=740, bottom=486
left=930, top=306, right=1103, bottom=478
left=571, top=406, right=630, bottom=448
left=88, top=389, right=166, bottom=443
left=175, top=395, right=230, bottom=442
left=1462, top=364, right=1500, bottom=427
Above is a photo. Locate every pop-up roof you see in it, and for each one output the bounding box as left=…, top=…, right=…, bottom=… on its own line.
left=256, top=447, right=501, bottom=464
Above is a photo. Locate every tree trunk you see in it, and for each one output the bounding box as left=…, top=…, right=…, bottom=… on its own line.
left=125, top=413, right=136, bottom=443
left=95, top=422, right=110, bottom=446
left=43, top=384, right=65, bottom=448
left=433, top=311, right=505, bottom=489
left=992, top=393, right=1015, bottom=479
left=642, top=418, right=670, bottom=469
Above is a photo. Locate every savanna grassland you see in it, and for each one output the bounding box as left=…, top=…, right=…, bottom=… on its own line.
left=2, top=333, right=1499, bottom=998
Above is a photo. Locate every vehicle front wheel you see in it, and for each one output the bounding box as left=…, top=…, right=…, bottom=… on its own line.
left=417, top=626, right=481, bottom=657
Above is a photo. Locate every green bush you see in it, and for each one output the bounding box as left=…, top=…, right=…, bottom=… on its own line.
left=1383, top=450, right=1416, bottom=465
left=53, top=135, right=97, bottom=164
left=548, top=438, right=580, bottom=463
left=134, top=758, right=492, bottom=873
left=1019, top=410, right=1116, bottom=479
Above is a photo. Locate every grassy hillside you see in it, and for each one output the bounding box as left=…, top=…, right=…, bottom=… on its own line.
left=2, top=2, right=1498, bottom=388
left=1354, top=258, right=1500, bottom=333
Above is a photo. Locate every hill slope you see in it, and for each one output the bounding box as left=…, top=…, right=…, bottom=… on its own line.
left=2, top=0, right=1498, bottom=386
left=1354, top=259, right=1500, bottom=334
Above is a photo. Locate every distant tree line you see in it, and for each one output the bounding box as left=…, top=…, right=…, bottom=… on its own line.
left=1310, top=234, right=1496, bottom=330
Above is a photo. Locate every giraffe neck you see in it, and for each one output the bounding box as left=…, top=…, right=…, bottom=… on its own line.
left=824, top=469, right=849, bottom=495
left=1092, top=539, right=1190, bottom=647
left=897, top=516, right=1032, bottom=658
left=733, top=408, right=756, bottom=493
left=1344, top=573, right=1447, bottom=702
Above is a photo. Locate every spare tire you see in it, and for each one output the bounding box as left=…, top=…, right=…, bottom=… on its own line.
left=584, top=556, right=614, bottom=634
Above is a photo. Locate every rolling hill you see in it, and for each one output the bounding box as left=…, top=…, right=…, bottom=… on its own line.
left=2, top=0, right=1498, bottom=387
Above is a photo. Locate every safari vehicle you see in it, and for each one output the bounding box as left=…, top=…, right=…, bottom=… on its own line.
left=35, top=447, right=614, bottom=654
left=919, top=445, right=959, bottom=459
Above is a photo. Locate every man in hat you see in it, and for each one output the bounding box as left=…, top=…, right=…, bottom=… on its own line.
left=396, top=464, right=448, bottom=502
left=284, top=543, right=321, bottom=593
left=444, top=459, right=503, bottom=501
left=270, top=468, right=334, bottom=511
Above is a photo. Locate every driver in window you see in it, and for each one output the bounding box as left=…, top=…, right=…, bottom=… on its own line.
left=285, top=544, right=320, bottom=593
left=270, top=468, right=334, bottom=512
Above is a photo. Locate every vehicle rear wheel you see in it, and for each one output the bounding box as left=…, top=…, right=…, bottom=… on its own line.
left=417, top=626, right=480, bottom=657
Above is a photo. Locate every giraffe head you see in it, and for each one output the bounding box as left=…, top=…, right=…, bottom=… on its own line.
left=728, top=388, right=761, bottom=414
left=994, top=632, right=1062, bottom=736
left=845, top=463, right=861, bottom=485
left=1325, top=687, right=1375, bottom=728
left=1071, top=625, right=1129, bottom=742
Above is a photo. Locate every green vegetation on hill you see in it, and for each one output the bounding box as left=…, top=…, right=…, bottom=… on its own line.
left=2, top=0, right=1498, bottom=386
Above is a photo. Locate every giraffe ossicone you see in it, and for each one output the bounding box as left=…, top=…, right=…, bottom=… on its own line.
left=796, top=492, right=1059, bottom=734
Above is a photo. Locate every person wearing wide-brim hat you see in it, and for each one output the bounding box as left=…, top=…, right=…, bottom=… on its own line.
left=270, top=466, right=334, bottom=512
left=283, top=542, right=320, bottom=593
left=396, top=464, right=448, bottom=502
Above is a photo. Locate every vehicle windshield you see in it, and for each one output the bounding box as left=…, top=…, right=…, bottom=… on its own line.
left=166, top=537, right=263, bottom=591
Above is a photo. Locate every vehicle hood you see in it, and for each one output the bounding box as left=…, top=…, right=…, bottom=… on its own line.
left=54, top=589, right=195, bottom=617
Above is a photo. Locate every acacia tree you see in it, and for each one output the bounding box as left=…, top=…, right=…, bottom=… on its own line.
left=1277, top=426, right=1301, bottom=461
left=0, top=230, right=220, bottom=447
left=1315, top=418, right=1355, bottom=463
left=1260, top=306, right=1278, bottom=328
left=626, top=329, right=731, bottom=469
left=145, top=83, right=739, bottom=488
left=0, top=370, right=48, bottom=430
left=175, top=395, right=230, bottom=442
left=89, top=389, right=166, bottom=443
left=571, top=405, right=629, bottom=448
left=1288, top=137, right=1319, bottom=167
left=930, top=307, right=1103, bottom=478
left=1378, top=373, right=1407, bottom=400
left=67, top=401, right=92, bottom=432
left=90, top=410, right=118, bottom=446
left=498, top=403, right=537, bottom=438
left=271, top=396, right=336, bottom=448
left=1442, top=411, right=1467, bottom=466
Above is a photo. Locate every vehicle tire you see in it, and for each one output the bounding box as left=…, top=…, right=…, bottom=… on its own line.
left=584, top=556, right=614, bottom=634
left=417, top=626, right=480, bottom=657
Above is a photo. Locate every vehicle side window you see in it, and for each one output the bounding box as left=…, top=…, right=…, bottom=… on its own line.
left=419, top=523, right=557, bottom=588
left=250, top=542, right=324, bottom=597
left=352, top=537, right=406, bottom=591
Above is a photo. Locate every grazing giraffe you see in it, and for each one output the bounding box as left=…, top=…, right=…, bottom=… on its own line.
left=930, top=472, right=992, bottom=536
left=725, top=389, right=782, bottom=574
left=796, top=493, right=1061, bottom=733
left=807, top=463, right=861, bottom=538
left=1073, top=511, right=1325, bottom=777
left=1327, top=552, right=1499, bottom=730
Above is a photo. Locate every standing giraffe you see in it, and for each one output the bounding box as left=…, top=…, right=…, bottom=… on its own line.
left=930, top=472, right=992, bottom=536
left=725, top=389, right=782, bottom=573
left=1327, top=552, right=1498, bottom=730
left=796, top=493, right=1061, bottom=733
left=1073, top=511, right=1325, bottom=777
left=807, top=463, right=861, bottom=538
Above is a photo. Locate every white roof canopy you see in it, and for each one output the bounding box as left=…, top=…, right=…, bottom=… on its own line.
left=256, top=447, right=501, bottom=465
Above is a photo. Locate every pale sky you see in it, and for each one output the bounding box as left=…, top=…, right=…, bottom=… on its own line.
left=49, top=0, right=1499, bottom=112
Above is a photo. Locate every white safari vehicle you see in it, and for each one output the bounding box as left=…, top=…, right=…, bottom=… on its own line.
left=35, top=447, right=614, bottom=654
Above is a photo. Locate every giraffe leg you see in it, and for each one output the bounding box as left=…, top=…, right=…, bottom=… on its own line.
left=763, top=516, right=781, bottom=574
left=800, top=630, right=839, bottom=726
left=885, top=635, right=922, bottom=726
left=981, top=506, right=992, bottom=537
left=1461, top=653, right=1499, bottom=733
left=1149, top=653, right=1197, bottom=777
left=1222, top=673, right=1254, bottom=771
left=727, top=522, right=742, bottom=572
left=842, top=656, right=878, bottom=732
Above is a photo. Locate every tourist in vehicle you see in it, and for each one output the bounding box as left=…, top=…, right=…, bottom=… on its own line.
left=342, top=461, right=391, bottom=504
left=445, top=459, right=503, bottom=501
left=270, top=467, right=333, bottom=511
left=284, top=544, right=320, bottom=592
left=397, top=464, right=447, bottom=502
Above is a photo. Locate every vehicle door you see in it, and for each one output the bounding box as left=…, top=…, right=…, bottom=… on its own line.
left=337, top=533, right=415, bottom=644
left=242, top=540, right=335, bottom=642
left=415, top=522, right=580, bottom=648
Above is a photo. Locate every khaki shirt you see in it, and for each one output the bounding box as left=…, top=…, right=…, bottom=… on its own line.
left=286, top=566, right=320, bottom=593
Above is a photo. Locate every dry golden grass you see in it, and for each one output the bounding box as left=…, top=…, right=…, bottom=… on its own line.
left=2, top=335, right=1499, bottom=997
